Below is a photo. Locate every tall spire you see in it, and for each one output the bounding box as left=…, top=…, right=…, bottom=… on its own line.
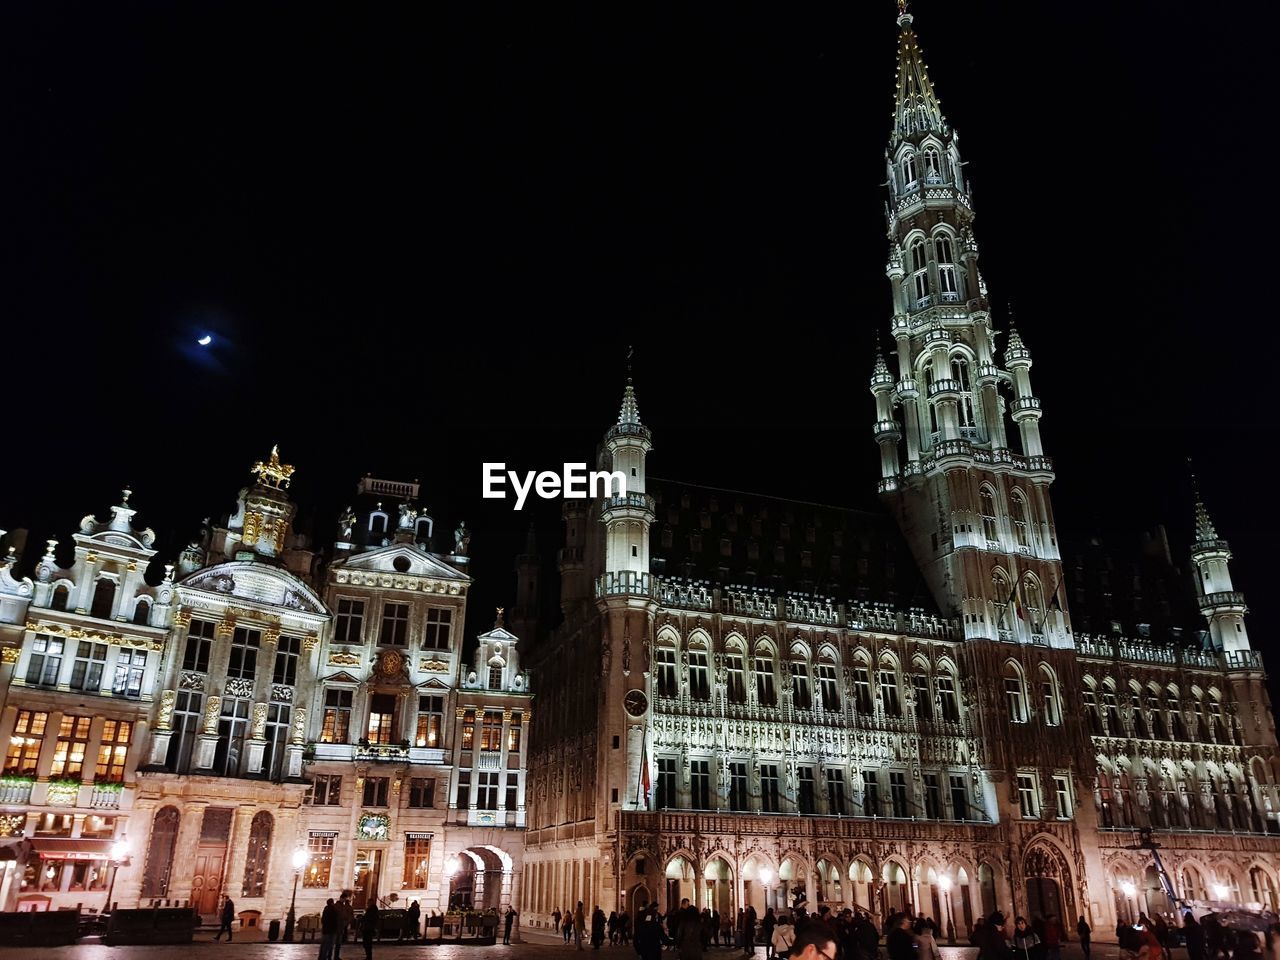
left=892, top=1, right=948, bottom=143
left=1190, top=471, right=1219, bottom=544
left=618, top=349, right=643, bottom=427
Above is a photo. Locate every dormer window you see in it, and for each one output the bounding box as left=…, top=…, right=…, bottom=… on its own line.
left=488, top=661, right=504, bottom=690
left=369, top=511, right=388, bottom=536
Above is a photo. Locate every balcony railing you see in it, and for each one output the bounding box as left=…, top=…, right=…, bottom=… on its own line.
left=596, top=571, right=656, bottom=599
left=355, top=742, right=411, bottom=763
left=0, top=780, right=33, bottom=804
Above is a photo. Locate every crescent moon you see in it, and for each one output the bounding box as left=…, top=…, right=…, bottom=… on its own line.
left=197, top=335, right=212, bottom=346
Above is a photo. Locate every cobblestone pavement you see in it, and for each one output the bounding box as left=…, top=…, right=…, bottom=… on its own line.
left=0, top=937, right=1134, bottom=960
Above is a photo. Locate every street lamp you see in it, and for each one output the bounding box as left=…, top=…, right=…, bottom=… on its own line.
left=1213, top=883, right=1229, bottom=901
left=938, top=876, right=955, bottom=944
left=759, top=868, right=774, bottom=911
left=104, top=837, right=129, bottom=918
left=284, top=847, right=308, bottom=942
left=1120, top=881, right=1136, bottom=898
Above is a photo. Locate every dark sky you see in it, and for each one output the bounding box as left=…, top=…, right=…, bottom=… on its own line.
left=2, top=3, right=1274, bottom=653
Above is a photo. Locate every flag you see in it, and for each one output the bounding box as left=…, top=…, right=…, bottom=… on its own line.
left=638, top=736, right=651, bottom=810
left=1047, top=577, right=1064, bottom=612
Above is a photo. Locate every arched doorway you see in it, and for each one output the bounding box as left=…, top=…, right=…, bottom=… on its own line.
left=629, top=883, right=653, bottom=925
left=1023, top=846, right=1065, bottom=923
left=780, top=856, right=808, bottom=909
left=447, top=847, right=511, bottom=910
left=978, top=863, right=997, bottom=918
left=815, top=859, right=843, bottom=907
left=664, top=856, right=696, bottom=913
left=742, top=856, right=776, bottom=915
left=883, top=862, right=908, bottom=914
left=704, top=858, right=734, bottom=916
left=1143, top=866, right=1173, bottom=917
left=849, top=861, right=874, bottom=913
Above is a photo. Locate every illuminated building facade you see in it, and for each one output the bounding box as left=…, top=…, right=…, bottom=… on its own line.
left=0, top=458, right=530, bottom=921
left=521, top=4, right=1280, bottom=937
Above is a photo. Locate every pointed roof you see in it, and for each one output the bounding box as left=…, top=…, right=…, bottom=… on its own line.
left=891, top=2, right=948, bottom=144
left=1191, top=474, right=1219, bottom=544
left=618, top=380, right=643, bottom=426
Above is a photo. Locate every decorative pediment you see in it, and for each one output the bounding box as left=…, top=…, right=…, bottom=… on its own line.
left=416, top=677, right=450, bottom=689
left=180, top=560, right=327, bottom=615
left=331, top=544, right=470, bottom=586
left=323, top=670, right=362, bottom=685
left=477, top=625, right=519, bottom=644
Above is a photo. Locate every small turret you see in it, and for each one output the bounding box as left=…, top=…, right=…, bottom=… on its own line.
left=1189, top=477, right=1249, bottom=653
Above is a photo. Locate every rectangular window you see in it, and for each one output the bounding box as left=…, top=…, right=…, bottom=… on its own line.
left=1053, top=775, right=1072, bottom=819
left=363, top=776, right=390, bottom=806
left=334, top=598, right=365, bottom=645
left=227, top=627, right=260, bottom=681
left=367, top=693, right=396, bottom=744
left=272, top=635, right=301, bottom=686
left=817, top=664, right=839, bottom=712
left=1018, top=774, right=1040, bottom=819
left=950, top=774, right=970, bottom=821
left=477, top=772, right=499, bottom=810
left=924, top=774, right=942, bottom=819
left=508, top=715, right=523, bottom=752
left=306, top=774, right=343, bottom=805
left=1042, top=679, right=1060, bottom=726
left=183, top=620, right=216, bottom=671
left=380, top=603, right=410, bottom=646
left=505, top=782, right=517, bottom=813
left=71, top=642, right=108, bottom=692
left=461, top=711, right=475, bottom=749
left=423, top=607, right=452, bottom=650
left=403, top=835, right=432, bottom=888
left=214, top=699, right=251, bottom=777
left=854, top=668, right=873, bottom=713
left=690, top=760, right=710, bottom=809
left=688, top=652, right=710, bottom=700
left=409, top=778, right=435, bottom=808
left=321, top=689, right=353, bottom=743
left=730, top=762, right=749, bottom=811
left=791, top=661, right=812, bottom=710
left=1005, top=677, right=1027, bottom=723
left=726, top=655, right=745, bottom=704
left=657, top=648, right=677, bottom=698
left=879, top=671, right=900, bottom=716
left=827, top=770, right=846, bottom=816
left=755, top=658, right=776, bottom=707
left=937, top=675, right=959, bottom=722
left=303, top=833, right=336, bottom=888
left=862, top=771, right=880, bottom=815
left=656, top=758, right=677, bottom=810
left=51, top=715, right=91, bottom=779
left=890, top=771, right=909, bottom=817
left=262, top=703, right=291, bottom=781
left=488, top=663, right=503, bottom=689
left=166, top=690, right=202, bottom=773
left=457, top=771, right=471, bottom=807
left=480, top=714, right=502, bottom=752
left=415, top=695, right=443, bottom=748
left=913, top=675, right=933, bottom=722
left=761, top=764, right=781, bottom=813
left=95, top=719, right=132, bottom=783
left=26, top=635, right=65, bottom=687
left=798, top=767, right=816, bottom=814
left=112, top=649, right=147, bottom=698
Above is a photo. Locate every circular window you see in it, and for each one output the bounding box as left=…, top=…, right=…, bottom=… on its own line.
left=392, top=555, right=412, bottom=573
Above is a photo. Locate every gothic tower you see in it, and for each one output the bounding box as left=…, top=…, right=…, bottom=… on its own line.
left=871, top=1, right=1067, bottom=649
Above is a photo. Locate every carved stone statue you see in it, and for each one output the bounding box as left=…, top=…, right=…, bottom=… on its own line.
left=338, top=506, right=356, bottom=541
left=454, top=521, right=471, bottom=556
left=398, top=503, right=417, bottom=531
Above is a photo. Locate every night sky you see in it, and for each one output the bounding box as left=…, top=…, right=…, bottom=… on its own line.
left=3, top=3, right=1272, bottom=655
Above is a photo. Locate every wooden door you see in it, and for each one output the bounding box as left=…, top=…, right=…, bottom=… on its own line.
left=191, top=845, right=226, bottom=916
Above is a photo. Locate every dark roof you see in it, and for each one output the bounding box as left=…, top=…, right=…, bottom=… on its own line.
left=648, top=477, right=938, bottom=614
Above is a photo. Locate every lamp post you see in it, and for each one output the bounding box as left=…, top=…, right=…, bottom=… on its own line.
left=104, top=837, right=129, bottom=918
left=1213, top=882, right=1229, bottom=902
left=759, top=868, right=774, bottom=912
left=284, top=847, right=308, bottom=942
left=938, top=876, right=955, bottom=944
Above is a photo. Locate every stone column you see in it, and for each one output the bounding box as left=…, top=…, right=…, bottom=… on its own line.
left=167, top=801, right=209, bottom=905
left=224, top=806, right=257, bottom=903
left=193, top=695, right=222, bottom=770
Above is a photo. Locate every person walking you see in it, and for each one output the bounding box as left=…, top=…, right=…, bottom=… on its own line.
left=762, top=908, right=777, bottom=959
left=677, top=898, right=704, bottom=960
left=504, top=905, right=517, bottom=945
left=335, top=893, right=355, bottom=960
left=887, top=914, right=915, bottom=960
left=743, top=905, right=758, bottom=958
left=360, top=902, right=380, bottom=960
left=915, top=917, right=942, bottom=960
left=593, top=906, right=607, bottom=949
left=565, top=907, right=575, bottom=944
left=1184, top=914, right=1206, bottom=960
left=214, top=896, right=236, bottom=942
left=771, top=917, right=796, bottom=959
left=636, top=906, right=664, bottom=960
left=402, top=900, right=421, bottom=942
left=554, top=907, right=563, bottom=938
left=1076, top=917, right=1091, bottom=960
left=575, top=901, right=587, bottom=950
left=319, top=898, right=339, bottom=960
left=1042, top=915, right=1063, bottom=960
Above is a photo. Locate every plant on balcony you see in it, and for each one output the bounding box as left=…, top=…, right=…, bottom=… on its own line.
left=302, top=743, right=316, bottom=760
left=0, top=774, right=34, bottom=788
left=47, top=777, right=84, bottom=790
left=92, top=779, right=125, bottom=792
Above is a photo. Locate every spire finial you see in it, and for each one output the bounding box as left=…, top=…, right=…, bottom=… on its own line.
left=897, top=0, right=912, bottom=27
left=1187, top=457, right=1218, bottom=543
left=251, top=444, right=296, bottom=489
left=626, top=344, right=634, bottom=384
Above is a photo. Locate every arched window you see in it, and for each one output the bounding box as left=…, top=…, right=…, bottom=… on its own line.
left=1024, top=578, right=1045, bottom=636
left=936, top=667, right=959, bottom=722
left=952, top=356, right=975, bottom=427
left=1010, top=491, right=1031, bottom=549
left=1102, top=681, right=1122, bottom=734
left=902, top=153, right=918, bottom=188
left=980, top=486, right=999, bottom=543
left=1082, top=680, right=1102, bottom=735
left=725, top=641, right=746, bottom=705
left=879, top=663, right=901, bottom=717
left=91, top=579, right=116, bottom=620
left=655, top=641, right=678, bottom=698
left=1038, top=665, right=1061, bottom=726
left=1130, top=685, right=1148, bottom=739
left=1251, top=867, right=1277, bottom=910
left=911, top=239, right=930, bottom=305
left=51, top=583, right=71, bottom=612
left=1147, top=687, right=1166, bottom=739
left=1003, top=662, right=1028, bottom=723
left=140, top=806, right=181, bottom=897
left=1166, top=688, right=1184, bottom=740
left=936, top=234, right=958, bottom=300
left=923, top=148, right=944, bottom=183
left=488, top=660, right=504, bottom=690
left=132, top=598, right=152, bottom=626
left=241, top=811, right=273, bottom=898
left=1182, top=865, right=1205, bottom=902
left=369, top=511, right=388, bottom=536
left=816, top=653, right=840, bottom=713
left=754, top=646, right=776, bottom=707
left=688, top=642, right=710, bottom=701
left=992, top=570, right=1011, bottom=633
left=790, top=650, right=812, bottom=710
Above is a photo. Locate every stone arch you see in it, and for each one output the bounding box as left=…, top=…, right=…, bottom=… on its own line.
left=1022, top=838, right=1074, bottom=923
left=662, top=853, right=698, bottom=913
left=742, top=853, right=779, bottom=915
left=448, top=845, right=512, bottom=911
left=703, top=855, right=735, bottom=916
left=882, top=858, right=910, bottom=914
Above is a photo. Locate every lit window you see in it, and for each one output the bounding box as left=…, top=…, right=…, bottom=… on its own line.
left=1018, top=774, right=1040, bottom=819
left=303, top=833, right=336, bottom=888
